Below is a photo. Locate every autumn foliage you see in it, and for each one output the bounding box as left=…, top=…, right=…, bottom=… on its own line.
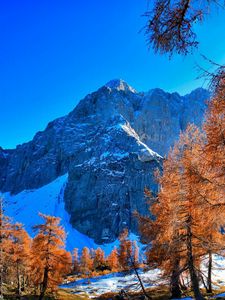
left=138, top=83, right=225, bottom=299
left=71, top=230, right=140, bottom=277
left=30, top=214, right=72, bottom=300
left=0, top=206, right=72, bottom=299
left=0, top=196, right=141, bottom=299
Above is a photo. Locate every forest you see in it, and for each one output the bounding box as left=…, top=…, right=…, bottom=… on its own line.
left=0, top=206, right=143, bottom=299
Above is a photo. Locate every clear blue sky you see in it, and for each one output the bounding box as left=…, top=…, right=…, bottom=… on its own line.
left=0, top=0, right=225, bottom=149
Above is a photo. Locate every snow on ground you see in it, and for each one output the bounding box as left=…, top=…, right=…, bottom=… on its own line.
left=61, top=269, right=161, bottom=297
left=2, top=174, right=141, bottom=254
left=206, top=255, right=225, bottom=288
left=60, top=254, right=225, bottom=298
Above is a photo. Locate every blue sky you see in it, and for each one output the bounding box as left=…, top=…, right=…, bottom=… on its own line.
left=0, top=0, right=225, bottom=149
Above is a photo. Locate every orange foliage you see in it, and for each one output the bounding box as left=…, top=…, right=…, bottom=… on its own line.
left=107, top=247, right=119, bottom=272
left=0, top=198, right=32, bottom=296
left=80, top=247, right=93, bottom=275
left=118, top=229, right=139, bottom=271
left=93, top=247, right=105, bottom=270
left=30, top=213, right=72, bottom=300
left=72, top=248, right=80, bottom=274
left=139, top=121, right=225, bottom=299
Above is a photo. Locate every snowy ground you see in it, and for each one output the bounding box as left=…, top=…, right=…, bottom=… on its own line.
left=2, top=174, right=141, bottom=254
left=61, top=255, right=225, bottom=298
left=61, top=269, right=161, bottom=297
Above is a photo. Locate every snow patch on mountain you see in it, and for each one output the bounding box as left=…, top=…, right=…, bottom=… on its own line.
left=3, top=174, right=95, bottom=251
left=121, top=122, right=162, bottom=162
left=2, top=174, right=141, bottom=254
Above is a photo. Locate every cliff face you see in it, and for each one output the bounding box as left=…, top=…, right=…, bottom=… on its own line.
left=0, top=80, right=209, bottom=243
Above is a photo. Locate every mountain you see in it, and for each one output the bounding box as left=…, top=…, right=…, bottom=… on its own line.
left=0, top=80, right=210, bottom=244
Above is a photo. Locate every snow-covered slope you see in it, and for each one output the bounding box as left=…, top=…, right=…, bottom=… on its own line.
left=2, top=174, right=141, bottom=254
left=3, top=174, right=94, bottom=251
left=121, top=122, right=162, bottom=162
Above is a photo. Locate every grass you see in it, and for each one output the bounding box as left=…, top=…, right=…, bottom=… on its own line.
left=96, top=286, right=170, bottom=300
left=56, top=289, right=90, bottom=300
left=1, top=287, right=90, bottom=300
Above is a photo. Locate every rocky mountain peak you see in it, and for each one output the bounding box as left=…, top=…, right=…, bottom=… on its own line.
left=105, top=79, right=137, bottom=93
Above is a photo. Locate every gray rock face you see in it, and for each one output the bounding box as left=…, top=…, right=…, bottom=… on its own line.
left=63, top=116, right=161, bottom=243
left=0, top=79, right=209, bottom=243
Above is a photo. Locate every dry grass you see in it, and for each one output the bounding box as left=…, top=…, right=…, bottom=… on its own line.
left=96, top=286, right=170, bottom=300
left=56, top=289, right=90, bottom=300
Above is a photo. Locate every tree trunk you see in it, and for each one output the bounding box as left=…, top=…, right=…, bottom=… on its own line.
left=39, top=267, right=49, bottom=300
left=129, top=254, right=151, bottom=300
left=16, top=262, right=21, bottom=297
left=133, top=264, right=151, bottom=299
left=170, top=232, right=182, bottom=298
left=0, top=237, right=3, bottom=299
left=170, top=260, right=182, bottom=298
left=186, top=217, right=204, bottom=300
left=180, top=273, right=187, bottom=291
left=207, top=251, right=212, bottom=293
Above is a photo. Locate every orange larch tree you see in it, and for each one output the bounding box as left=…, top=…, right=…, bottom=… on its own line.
left=107, top=247, right=119, bottom=272
left=80, top=247, right=93, bottom=276
left=0, top=197, right=14, bottom=297
left=138, top=150, right=184, bottom=298
left=72, top=248, right=80, bottom=274
left=192, top=78, right=225, bottom=292
left=9, top=223, right=31, bottom=296
left=139, top=121, right=225, bottom=299
left=93, top=247, right=105, bottom=271
left=118, top=229, right=131, bottom=270
left=30, top=213, right=72, bottom=300
left=139, top=125, right=207, bottom=299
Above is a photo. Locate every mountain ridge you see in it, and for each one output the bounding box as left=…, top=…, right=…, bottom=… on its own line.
left=0, top=80, right=210, bottom=243
left=0, top=81, right=208, bottom=152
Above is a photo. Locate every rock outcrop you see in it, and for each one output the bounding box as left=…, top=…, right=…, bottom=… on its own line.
left=0, top=80, right=209, bottom=243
